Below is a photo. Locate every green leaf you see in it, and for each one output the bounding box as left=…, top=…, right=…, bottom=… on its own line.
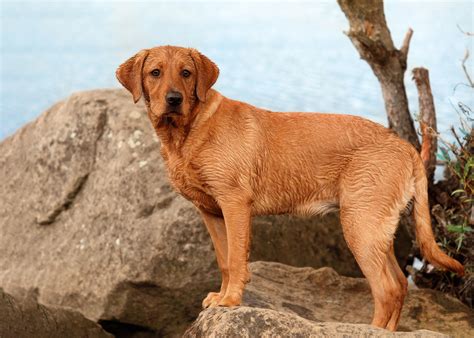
left=466, top=159, right=474, bottom=180
left=463, top=161, right=471, bottom=179
left=454, top=162, right=462, bottom=178
left=459, top=128, right=468, bottom=137
left=438, top=147, right=451, bottom=162
left=459, top=197, right=472, bottom=204
left=467, top=157, right=474, bottom=167
left=456, top=233, right=465, bottom=252
left=437, top=153, right=447, bottom=161
left=451, top=189, right=465, bottom=196
left=447, top=224, right=473, bottom=233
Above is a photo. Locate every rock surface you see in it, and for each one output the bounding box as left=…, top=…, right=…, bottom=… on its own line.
left=0, top=90, right=218, bottom=336
left=185, top=262, right=473, bottom=337
left=0, top=288, right=111, bottom=338
left=185, top=307, right=446, bottom=337
left=0, top=89, right=385, bottom=335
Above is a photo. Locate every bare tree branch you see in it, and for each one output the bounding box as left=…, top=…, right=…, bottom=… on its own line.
left=457, top=24, right=474, bottom=36
left=461, top=49, right=474, bottom=87
left=412, top=68, right=437, bottom=184
left=400, top=28, right=414, bottom=60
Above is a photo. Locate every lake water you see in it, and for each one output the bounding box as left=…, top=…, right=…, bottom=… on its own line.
left=1, top=0, right=473, bottom=141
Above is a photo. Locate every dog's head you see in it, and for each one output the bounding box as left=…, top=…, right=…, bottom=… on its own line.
left=116, top=45, right=219, bottom=127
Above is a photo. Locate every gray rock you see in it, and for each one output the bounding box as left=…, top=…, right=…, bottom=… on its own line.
left=185, top=262, right=472, bottom=337
left=0, top=89, right=387, bottom=335
left=184, top=307, right=446, bottom=337
left=253, top=213, right=411, bottom=277
left=0, top=90, right=217, bottom=336
left=0, top=288, right=111, bottom=338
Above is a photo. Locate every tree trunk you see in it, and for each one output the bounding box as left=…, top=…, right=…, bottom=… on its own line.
left=337, top=0, right=420, bottom=150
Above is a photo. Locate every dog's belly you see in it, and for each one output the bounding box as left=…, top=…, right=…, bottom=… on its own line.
left=293, top=200, right=339, bottom=216
left=252, top=196, right=339, bottom=217
left=250, top=172, right=340, bottom=216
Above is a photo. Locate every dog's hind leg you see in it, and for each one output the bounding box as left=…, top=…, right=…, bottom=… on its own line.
left=199, top=209, right=229, bottom=308
left=339, top=141, right=414, bottom=330
left=385, top=243, right=408, bottom=331
left=340, top=208, right=401, bottom=329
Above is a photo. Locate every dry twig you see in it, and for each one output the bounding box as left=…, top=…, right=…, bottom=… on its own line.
left=461, top=49, right=474, bottom=88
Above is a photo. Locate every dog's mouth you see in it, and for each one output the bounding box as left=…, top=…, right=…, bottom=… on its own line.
left=158, top=110, right=182, bottom=128
left=164, top=107, right=183, bottom=116
left=166, top=111, right=182, bottom=116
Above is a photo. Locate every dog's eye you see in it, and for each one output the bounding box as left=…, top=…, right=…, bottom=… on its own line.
left=181, top=70, right=191, bottom=78
left=151, top=69, right=161, bottom=77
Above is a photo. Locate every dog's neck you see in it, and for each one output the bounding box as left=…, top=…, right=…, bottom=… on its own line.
left=152, top=90, right=223, bottom=155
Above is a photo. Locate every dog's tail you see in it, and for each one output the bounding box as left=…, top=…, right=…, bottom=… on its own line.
left=411, top=151, right=465, bottom=276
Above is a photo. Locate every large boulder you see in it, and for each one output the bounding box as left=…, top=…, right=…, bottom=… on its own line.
left=0, top=89, right=377, bottom=335
left=0, top=90, right=219, bottom=336
left=1, top=288, right=111, bottom=338
left=185, top=262, right=473, bottom=337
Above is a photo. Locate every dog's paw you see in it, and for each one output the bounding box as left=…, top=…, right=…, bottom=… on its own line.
left=217, top=292, right=241, bottom=307
left=202, top=292, right=222, bottom=309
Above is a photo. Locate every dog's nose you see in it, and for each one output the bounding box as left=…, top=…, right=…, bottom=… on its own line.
left=166, top=91, right=183, bottom=106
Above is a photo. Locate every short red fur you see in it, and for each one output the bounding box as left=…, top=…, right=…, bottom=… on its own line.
left=117, top=46, right=464, bottom=331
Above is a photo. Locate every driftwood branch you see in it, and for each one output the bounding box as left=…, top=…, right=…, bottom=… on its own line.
left=337, top=0, right=420, bottom=150
left=461, top=49, right=474, bottom=88
left=412, top=68, right=437, bottom=184
left=457, top=24, right=474, bottom=37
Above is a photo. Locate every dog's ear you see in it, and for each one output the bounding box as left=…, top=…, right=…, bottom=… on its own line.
left=116, top=49, right=149, bottom=103
left=190, top=49, right=219, bottom=102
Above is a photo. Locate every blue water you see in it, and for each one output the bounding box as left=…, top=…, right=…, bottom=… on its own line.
left=1, top=0, right=473, bottom=141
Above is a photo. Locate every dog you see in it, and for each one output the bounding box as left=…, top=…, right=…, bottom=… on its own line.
left=116, top=45, right=464, bottom=331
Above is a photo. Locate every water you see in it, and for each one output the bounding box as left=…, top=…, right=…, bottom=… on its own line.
left=1, top=0, right=473, bottom=141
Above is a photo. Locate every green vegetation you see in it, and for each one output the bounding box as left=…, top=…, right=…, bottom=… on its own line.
left=438, top=102, right=473, bottom=250
left=415, top=101, right=473, bottom=308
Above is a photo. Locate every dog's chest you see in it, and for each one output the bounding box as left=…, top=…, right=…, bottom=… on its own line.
left=163, top=150, right=219, bottom=212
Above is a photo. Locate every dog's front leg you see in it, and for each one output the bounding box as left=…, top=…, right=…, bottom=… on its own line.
left=217, top=198, right=252, bottom=307
left=199, top=209, right=229, bottom=308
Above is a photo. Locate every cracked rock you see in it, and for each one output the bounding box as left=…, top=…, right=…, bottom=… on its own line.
left=0, top=288, right=111, bottom=338
left=185, top=262, right=473, bottom=337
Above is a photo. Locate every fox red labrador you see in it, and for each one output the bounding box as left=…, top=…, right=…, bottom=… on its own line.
left=116, top=45, right=464, bottom=331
